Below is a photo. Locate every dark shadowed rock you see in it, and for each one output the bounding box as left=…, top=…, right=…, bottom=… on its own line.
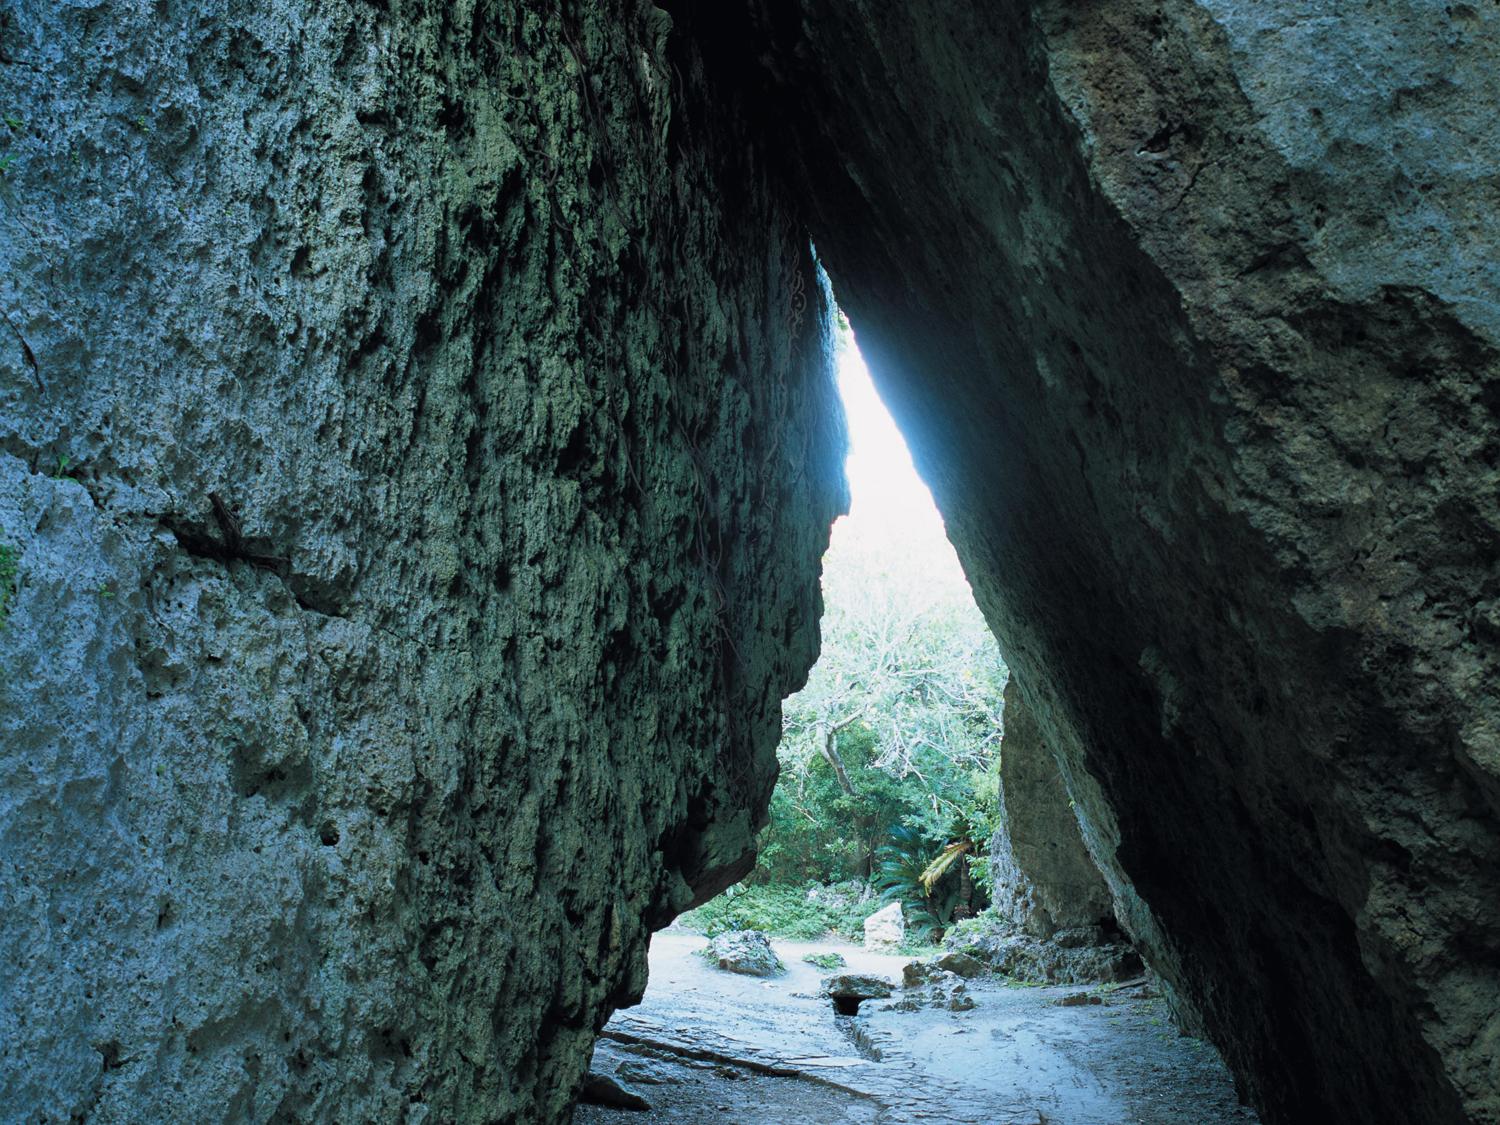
left=0, top=3, right=843, bottom=1122
left=683, top=2, right=1500, bottom=1122
left=579, top=1072, right=651, bottom=1111
left=990, top=678, right=1115, bottom=938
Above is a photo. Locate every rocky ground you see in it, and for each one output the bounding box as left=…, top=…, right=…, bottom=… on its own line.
left=573, top=931, right=1260, bottom=1125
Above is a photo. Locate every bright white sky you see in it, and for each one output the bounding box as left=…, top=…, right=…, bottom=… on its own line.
left=835, top=329, right=943, bottom=526
left=831, top=327, right=971, bottom=593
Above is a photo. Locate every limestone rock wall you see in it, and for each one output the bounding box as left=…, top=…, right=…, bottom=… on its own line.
left=990, top=678, right=1113, bottom=939
left=0, top=3, right=844, bottom=1122
left=692, top=2, right=1500, bottom=1122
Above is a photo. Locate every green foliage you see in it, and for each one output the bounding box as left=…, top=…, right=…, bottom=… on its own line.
left=760, top=499, right=1007, bottom=899
left=701, top=354, right=1010, bottom=946
left=678, top=882, right=881, bottom=941
left=944, top=908, right=1003, bottom=956
left=0, top=543, right=17, bottom=625
left=756, top=724, right=932, bottom=885
left=875, top=824, right=962, bottom=943
left=802, top=952, right=847, bottom=970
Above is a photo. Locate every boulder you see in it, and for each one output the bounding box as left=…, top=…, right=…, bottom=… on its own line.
left=863, top=902, right=905, bottom=951
left=935, top=952, right=986, bottom=979
left=964, top=928, right=1141, bottom=986
left=706, top=931, right=785, bottom=977
left=889, top=972, right=976, bottom=1013
left=579, top=1072, right=651, bottom=1111
left=822, top=973, right=895, bottom=1002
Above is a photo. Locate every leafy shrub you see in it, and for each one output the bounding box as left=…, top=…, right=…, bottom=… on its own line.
left=0, top=543, right=17, bottom=626
left=802, top=952, right=847, bottom=970
left=678, top=881, right=883, bottom=941
left=754, top=725, right=932, bottom=885
left=875, top=824, right=963, bottom=944
left=943, top=907, right=1005, bottom=955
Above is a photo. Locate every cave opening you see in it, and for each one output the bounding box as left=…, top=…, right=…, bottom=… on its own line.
left=576, top=315, right=1259, bottom=1124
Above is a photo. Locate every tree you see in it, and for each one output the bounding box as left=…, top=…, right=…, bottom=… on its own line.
left=763, top=483, right=1009, bottom=891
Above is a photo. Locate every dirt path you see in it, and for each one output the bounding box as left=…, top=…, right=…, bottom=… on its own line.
left=573, top=931, right=1260, bottom=1125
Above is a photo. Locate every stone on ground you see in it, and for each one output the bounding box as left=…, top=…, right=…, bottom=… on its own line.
left=892, top=965, right=977, bottom=1013
left=706, top=931, right=785, bottom=977
left=935, top=952, right=986, bottom=979
left=863, top=902, right=906, bottom=951
left=822, top=974, right=895, bottom=1002
left=579, top=1072, right=651, bottom=1111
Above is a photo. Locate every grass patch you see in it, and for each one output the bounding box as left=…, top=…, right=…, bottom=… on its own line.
left=802, top=952, right=847, bottom=970
left=0, top=543, right=17, bottom=626
left=894, top=936, right=944, bottom=957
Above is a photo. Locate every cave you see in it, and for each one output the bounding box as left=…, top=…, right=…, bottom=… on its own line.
left=1, top=3, right=1496, bottom=1125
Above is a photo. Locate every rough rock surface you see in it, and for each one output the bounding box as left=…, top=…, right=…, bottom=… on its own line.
left=886, top=974, right=974, bottom=1014
left=933, top=952, right=985, bottom=980
left=691, top=2, right=1500, bottom=1123
left=961, top=927, right=1144, bottom=987
left=705, top=931, right=785, bottom=977
left=897, top=961, right=977, bottom=1012
left=970, top=677, right=1141, bottom=984
left=7, top=3, right=1500, bottom=1124
left=0, top=3, right=843, bottom=1123
left=822, top=973, right=894, bottom=1002
left=862, top=901, right=905, bottom=951
left=990, top=678, right=1115, bottom=938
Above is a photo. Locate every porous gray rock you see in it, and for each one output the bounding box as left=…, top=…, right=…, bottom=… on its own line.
left=705, top=931, right=785, bottom=977
left=8, top=2, right=1500, bottom=1124
left=862, top=901, right=905, bottom=951
left=822, top=974, right=895, bottom=1002
left=965, top=929, right=1143, bottom=987
left=990, top=678, right=1115, bottom=939
left=0, top=3, right=843, bottom=1123
left=887, top=971, right=975, bottom=1014
left=934, top=952, right=985, bottom=980
left=693, top=2, right=1500, bottom=1123
left=897, top=961, right=977, bottom=1012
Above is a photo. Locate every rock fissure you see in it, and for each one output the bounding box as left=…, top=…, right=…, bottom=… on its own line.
left=2, top=3, right=1497, bottom=1124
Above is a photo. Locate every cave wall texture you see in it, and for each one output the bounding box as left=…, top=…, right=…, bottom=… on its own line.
left=990, top=677, right=1114, bottom=939
left=687, top=2, right=1499, bottom=1123
left=4, top=1, right=1499, bottom=1124
left=0, top=2, right=845, bottom=1121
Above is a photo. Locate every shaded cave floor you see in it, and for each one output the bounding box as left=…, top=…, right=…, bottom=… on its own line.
left=573, top=932, right=1260, bottom=1125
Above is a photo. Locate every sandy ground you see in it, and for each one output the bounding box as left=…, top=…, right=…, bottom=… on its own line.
left=573, top=930, right=1261, bottom=1125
